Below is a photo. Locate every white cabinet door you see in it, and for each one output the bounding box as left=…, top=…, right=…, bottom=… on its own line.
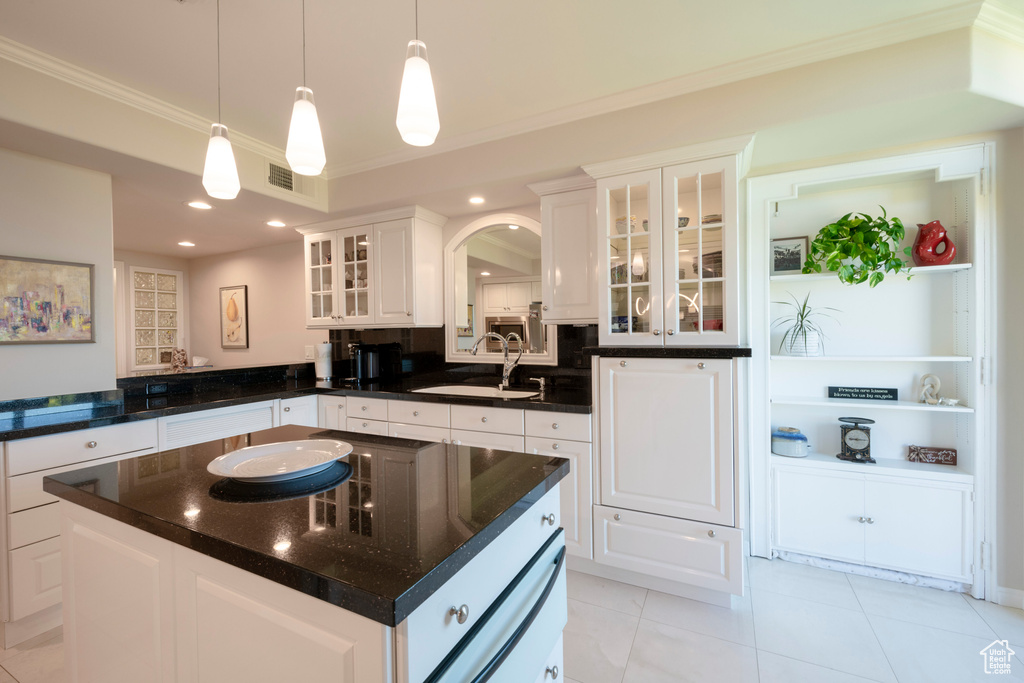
left=10, top=536, right=62, bottom=621
left=599, top=357, right=734, bottom=525
left=336, top=226, right=374, bottom=327
left=303, top=231, right=339, bottom=328
left=526, top=436, right=592, bottom=560
left=318, top=396, right=346, bottom=429
left=482, top=283, right=509, bottom=314
left=772, top=467, right=865, bottom=563
left=507, top=282, right=533, bottom=310
left=158, top=402, right=276, bottom=450
left=540, top=187, right=598, bottom=323
left=593, top=505, right=742, bottom=595
left=373, top=218, right=415, bottom=325
left=279, top=396, right=318, bottom=427
left=864, top=477, right=972, bottom=581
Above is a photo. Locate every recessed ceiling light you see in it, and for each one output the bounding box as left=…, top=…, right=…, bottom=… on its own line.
left=186, top=201, right=213, bottom=210
left=508, top=224, right=519, bottom=230
left=480, top=271, right=491, bottom=276
left=266, top=220, right=286, bottom=228
left=469, top=196, right=485, bottom=204
left=178, top=241, right=196, bottom=247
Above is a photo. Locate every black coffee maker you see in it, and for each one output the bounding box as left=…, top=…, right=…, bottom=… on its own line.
left=348, top=343, right=379, bottom=382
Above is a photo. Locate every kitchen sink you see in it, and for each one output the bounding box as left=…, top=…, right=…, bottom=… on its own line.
left=411, top=385, right=539, bottom=399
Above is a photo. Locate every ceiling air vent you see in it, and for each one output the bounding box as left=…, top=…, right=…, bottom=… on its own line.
left=264, top=159, right=320, bottom=203
left=268, top=162, right=294, bottom=192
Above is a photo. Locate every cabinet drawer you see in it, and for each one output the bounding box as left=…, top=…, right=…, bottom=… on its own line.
left=451, top=430, right=524, bottom=453
left=346, top=417, right=388, bottom=436
left=10, top=536, right=62, bottom=621
left=388, top=423, right=450, bottom=443
left=450, top=405, right=524, bottom=435
left=347, top=396, right=388, bottom=422
left=8, top=450, right=143, bottom=513
left=593, top=505, right=742, bottom=595
left=159, top=402, right=275, bottom=450
left=525, top=411, right=591, bottom=443
left=399, top=487, right=561, bottom=683
left=388, top=400, right=450, bottom=428
left=533, top=635, right=564, bottom=683
left=9, top=504, right=60, bottom=549
left=7, top=420, right=158, bottom=476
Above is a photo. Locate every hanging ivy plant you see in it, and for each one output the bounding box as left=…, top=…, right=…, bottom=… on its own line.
left=803, top=206, right=912, bottom=287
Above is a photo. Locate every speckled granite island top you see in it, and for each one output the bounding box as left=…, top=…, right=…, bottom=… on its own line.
left=43, top=424, right=569, bottom=627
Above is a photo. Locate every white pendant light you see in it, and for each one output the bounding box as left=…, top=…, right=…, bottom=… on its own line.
left=396, top=0, right=439, bottom=147
left=631, top=251, right=646, bottom=276
left=202, top=0, right=240, bottom=200
left=286, top=0, right=326, bottom=175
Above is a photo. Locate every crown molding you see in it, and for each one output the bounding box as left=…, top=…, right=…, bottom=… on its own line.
left=528, top=174, right=595, bottom=196
left=582, top=134, right=755, bottom=179
left=294, top=204, right=448, bottom=235
left=0, top=35, right=289, bottom=166
left=975, top=0, right=1024, bottom=43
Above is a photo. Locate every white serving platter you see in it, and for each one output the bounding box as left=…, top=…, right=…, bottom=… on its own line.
left=207, top=439, right=353, bottom=483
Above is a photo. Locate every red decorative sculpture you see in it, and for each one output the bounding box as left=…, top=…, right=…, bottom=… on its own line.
left=912, top=220, right=956, bottom=266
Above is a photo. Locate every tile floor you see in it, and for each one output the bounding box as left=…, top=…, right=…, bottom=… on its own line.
left=564, top=557, right=1024, bottom=683
left=2, top=557, right=1024, bottom=682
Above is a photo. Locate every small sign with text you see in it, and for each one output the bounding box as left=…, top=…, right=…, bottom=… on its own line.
left=828, top=386, right=898, bottom=401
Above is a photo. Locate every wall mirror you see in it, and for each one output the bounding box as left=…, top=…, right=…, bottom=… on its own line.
left=444, top=213, right=557, bottom=365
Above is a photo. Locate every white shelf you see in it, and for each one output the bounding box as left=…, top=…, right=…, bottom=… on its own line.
left=772, top=396, right=973, bottom=413
left=770, top=355, right=972, bottom=362
left=769, top=262, right=972, bottom=282
left=770, top=452, right=973, bottom=484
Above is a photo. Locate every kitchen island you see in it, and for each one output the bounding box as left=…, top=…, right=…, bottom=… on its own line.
left=43, top=425, right=569, bottom=683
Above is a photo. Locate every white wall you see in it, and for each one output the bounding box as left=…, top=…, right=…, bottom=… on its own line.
left=0, top=148, right=116, bottom=400
left=187, top=240, right=326, bottom=368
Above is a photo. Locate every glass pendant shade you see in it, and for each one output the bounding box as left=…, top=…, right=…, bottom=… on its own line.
left=396, top=40, right=439, bottom=147
left=202, top=123, right=240, bottom=200
left=631, top=251, right=645, bottom=276
left=286, top=87, right=326, bottom=176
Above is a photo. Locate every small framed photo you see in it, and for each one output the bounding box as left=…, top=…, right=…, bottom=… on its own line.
left=771, top=237, right=809, bottom=275
left=220, top=285, right=248, bottom=349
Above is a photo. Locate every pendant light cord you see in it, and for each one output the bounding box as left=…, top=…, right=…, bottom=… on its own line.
left=415, top=0, right=418, bottom=41
left=216, top=0, right=222, bottom=123
left=302, top=0, right=307, bottom=87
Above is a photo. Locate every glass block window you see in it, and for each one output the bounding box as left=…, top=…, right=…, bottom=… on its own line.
left=130, top=267, right=184, bottom=371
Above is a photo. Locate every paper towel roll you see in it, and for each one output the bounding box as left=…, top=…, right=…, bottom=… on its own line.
left=314, top=342, right=333, bottom=380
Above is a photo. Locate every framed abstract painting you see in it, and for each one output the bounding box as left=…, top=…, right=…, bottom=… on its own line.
left=0, top=255, right=94, bottom=344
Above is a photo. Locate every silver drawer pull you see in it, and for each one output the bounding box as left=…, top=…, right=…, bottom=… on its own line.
left=413, top=411, right=420, bottom=417
left=866, top=517, right=875, bottom=524
left=86, top=441, right=98, bottom=449
left=362, top=422, right=368, bottom=428
left=552, top=423, right=559, bottom=430
left=546, top=665, right=559, bottom=679
left=542, top=305, right=549, bottom=311
left=407, top=311, right=412, bottom=316
left=442, top=439, right=448, bottom=444
left=620, top=360, right=628, bottom=367
left=667, top=329, right=675, bottom=335
left=552, top=443, right=559, bottom=450
left=697, top=362, right=706, bottom=369
left=481, top=417, right=488, bottom=423
left=361, top=406, right=367, bottom=411
left=653, top=329, right=661, bottom=336
left=449, top=604, right=470, bottom=624
left=858, top=517, right=867, bottom=523
left=613, top=514, right=621, bottom=521
left=283, top=406, right=291, bottom=412
left=708, top=530, right=716, bottom=538
left=543, top=513, right=556, bottom=526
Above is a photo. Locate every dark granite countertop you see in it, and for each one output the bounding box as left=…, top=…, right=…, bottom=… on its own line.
left=43, top=425, right=568, bottom=627
left=584, top=346, right=752, bottom=358
left=0, top=375, right=591, bottom=442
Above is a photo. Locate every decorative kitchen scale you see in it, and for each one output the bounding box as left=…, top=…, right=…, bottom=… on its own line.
left=836, top=416, right=875, bottom=463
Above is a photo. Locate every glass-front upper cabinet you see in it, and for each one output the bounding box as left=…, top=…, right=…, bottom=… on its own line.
left=339, top=228, right=373, bottom=326
left=589, top=137, right=748, bottom=347
left=304, top=231, right=337, bottom=327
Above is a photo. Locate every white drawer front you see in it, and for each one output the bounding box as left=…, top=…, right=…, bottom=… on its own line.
left=389, top=423, right=450, bottom=443
left=533, top=635, right=564, bottom=683
left=525, top=411, right=591, bottom=443
left=159, top=402, right=275, bottom=450
left=8, top=450, right=141, bottom=514
left=346, top=417, right=388, bottom=436
left=7, top=420, right=158, bottom=476
left=318, top=396, right=346, bottom=430
left=400, top=486, right=561, bottom=683
left=450, top=405, right=524, bottom=435
left=387, top=400, right=450, bottom=427
left=451, top=430, right=524, bottom=453
left=526, top=436, right=592, bottom=560
left=347, top=396, right=388, bottom=421
left=593, top=505, right=742, bottom=595
left=10, top=537, right=62, bottom=621
left=9, top=504, right=60, bottom=549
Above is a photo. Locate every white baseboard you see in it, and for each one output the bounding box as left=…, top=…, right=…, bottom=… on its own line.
left=994, top=586, right=1024, bottom=609
left=1, top=603, right=62, bottom=649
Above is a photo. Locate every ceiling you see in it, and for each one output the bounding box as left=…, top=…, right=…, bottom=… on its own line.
left=0, top=0, right=1015, bottom=258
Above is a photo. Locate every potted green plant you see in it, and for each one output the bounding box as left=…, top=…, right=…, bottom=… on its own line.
left=772, top=292, right=838, bottom=356
left=803, top=206, right=912, bottom=287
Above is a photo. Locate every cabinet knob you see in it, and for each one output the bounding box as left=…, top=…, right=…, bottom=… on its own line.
left=613, top=513, right=621, bottom=521
left=620, top=361, right=628, bottom=367
left=481, top=417, right=488, bottom=423
left=858, top=517, right=867, bottom=523
left=449, top=604, right=470, bottom=624
left=361, top=406, right=367, bottom=411
left=552, top=423, right=559, bottom=430
left=543, top=513, right=556, bottom=526
left=542, top=305, right=549, bottom=311
left=708, top=530, right=716, bottom=538
left=697, top=362, right=706, bottom=369
left=283, top=406, right=291, bottom=412
left=653, top=329, right=661, bottom=336
left=362, top=422, right=368, bottom=428
left=546, top=665, right=559, bottom=679
left=552, top=443, right=559, bottom=450
left=86, top=440, right=98, bottom=449
left=667, top=329, right=675, bottom=335
left=442, top=439, right=448, bottom=444
left=413, top=411, right=420, bottom=417
left=407, top=311, right=412, bottom=316
left=866, top=517, right=875, bottom=524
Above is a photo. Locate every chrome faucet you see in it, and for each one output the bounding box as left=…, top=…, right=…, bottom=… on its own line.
left=471, top=332, right=524, bottom=390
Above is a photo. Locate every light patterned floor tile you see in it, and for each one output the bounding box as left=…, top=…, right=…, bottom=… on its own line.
left=751, top=588, right=896, bottom=682
left=566, top=570, right=648, bottom=616
left=621, top=619, right=758, bottom=683
left=641, top=589, right=755, bottom=647
left=0, top=631, right=65, bottom=683
left=757, top=650, right=886, bottom=683
left=847, top=574, right=996, bottom=639
left=966, top=596, right=1024, bottom=645
left=748, top=557, right=860, bottom=610
left=563, top=598, right=639, bottom=683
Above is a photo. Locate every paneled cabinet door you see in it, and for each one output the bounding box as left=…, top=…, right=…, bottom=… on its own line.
left=540, top=187, right=598, bottom=323
left=771, top=467, right=865, bottom=563
left=599, top=357, right=733, bottom=525
left=526, top=436, right=593, bottom=560
left=336, top=226, right=374, bottom=327
left=482, top=283, right=509, bottom=314
left=373, top=218, right=415, bottom=325
left=304, top=231, right=339, bottom=327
